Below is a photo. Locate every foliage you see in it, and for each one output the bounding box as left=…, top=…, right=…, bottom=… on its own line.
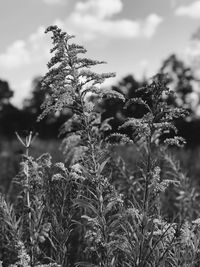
left=23, top=77, right=45, bottom=116
left=0, top=80, right=13, bottom=107
left=160, top=54, right=198, bottom=115
left=1, top=25, right=200, bottom=267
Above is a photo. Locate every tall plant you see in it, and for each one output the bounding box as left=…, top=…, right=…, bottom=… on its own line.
left=39, top=26, right=126, bottom=266
left=114, top=74, right=200, bottom=266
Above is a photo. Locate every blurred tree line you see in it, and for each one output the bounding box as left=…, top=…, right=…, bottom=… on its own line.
left=102, top=54, right=200, bottom=147
left=0, top=77, right=68, bottom=139
left=1, top=53, right=200, bottom=146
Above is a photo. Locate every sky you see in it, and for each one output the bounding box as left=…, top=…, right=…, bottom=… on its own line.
left=1, top=0, right=200, bottom=106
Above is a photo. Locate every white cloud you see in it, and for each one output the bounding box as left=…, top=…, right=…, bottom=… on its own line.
left=75, top=0, right=123, bottom=19
left=11, top=79, right=32, bottom=106
left=170, top=0, right=183, bottom=9
left=65, top=0, right=163, bottom=41
left=0, top=26, right=50, bottom=69
left=0, top=0, right=163, bottom=70
left=0, top=40, right=30, bottom=68
left=142, top=14, right=163, bottom=38
left=185, top=40, right=200, bottom=59
left=67, top=13, right=140, bottom=40
left=175, top=1, right=200, bottom=18
left=183, top=39, right=200, bottom=80
left=43, top=0, right=65, bottom=5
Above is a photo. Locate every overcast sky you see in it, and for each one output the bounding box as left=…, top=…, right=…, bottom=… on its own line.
left=0, top=0, right=200, bottom=106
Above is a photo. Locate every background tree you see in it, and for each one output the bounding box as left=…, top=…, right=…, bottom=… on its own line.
left=0, top=79, right=13, bottom=108
left=160, top=54, right=199, bottom=116
left=102, top=75, right=146, bottom=136
left=23, top=77, right=45, bottom=116
left=0, top=80, right=20, bottom=138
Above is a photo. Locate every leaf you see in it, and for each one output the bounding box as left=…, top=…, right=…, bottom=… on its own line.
left=37, top=153, right=52, bottom=167
left=75, top=262, right=99, bottom=267
left=73, top=199, right=99, bottom=217
left=98, top=157, right=110, bottom=175
left=124, top=97, right=151, bottom=112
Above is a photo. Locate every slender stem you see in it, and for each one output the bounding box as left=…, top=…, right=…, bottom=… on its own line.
left=143, top=141, right=151, bottom=212
left=25, top=145, right=31, bottom=215
left=25, top=141, right=34, bottom=266
left=16, top=131, right=34, bottom=265
left=139, top=128, right=152, bottom=266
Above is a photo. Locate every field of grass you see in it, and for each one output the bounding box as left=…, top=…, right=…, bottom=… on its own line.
left=0, top=138, right=63, bottom=194
left=115, top=144, right=200, bottom=182
left=1, top=137, right=200, bottom=266
left=1, top=139, right=200, bottom=194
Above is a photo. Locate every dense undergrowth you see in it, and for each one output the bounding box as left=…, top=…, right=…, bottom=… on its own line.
left=1, top=26, right=200, bottom=267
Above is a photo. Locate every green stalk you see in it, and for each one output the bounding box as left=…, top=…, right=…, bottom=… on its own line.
left=16, top=131, right=34, bottom=266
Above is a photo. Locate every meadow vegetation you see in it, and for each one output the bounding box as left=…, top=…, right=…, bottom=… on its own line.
left=1, top=26, right=200, bottom=267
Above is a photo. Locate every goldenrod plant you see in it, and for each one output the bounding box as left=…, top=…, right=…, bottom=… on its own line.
left=39, top=26, right=126, bottom=267
left=113, top=74, right=200, bottom=266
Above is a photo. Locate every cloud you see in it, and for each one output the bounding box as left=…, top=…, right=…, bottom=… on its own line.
left=0, top=40, right=31, bottom=68
left=0, top=26, right=50, bottom=69
left=185, top=40, right=200, bottom=59
left=142, top=14, right=163, bottom=38
left=170, top=0, right=183, bottom=9
left=0, top=0, right=163, bottom=69
left=42, top=0, right=65, bottom=5
left=183, top=39, right=200, bottom=77
left=11, top=79, right=32, bottom=106
left=175, top=0, right=200, bottom=18
left=75, top=0, right=123, bottom=19
left=65, top=0, right=163, bottom=41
